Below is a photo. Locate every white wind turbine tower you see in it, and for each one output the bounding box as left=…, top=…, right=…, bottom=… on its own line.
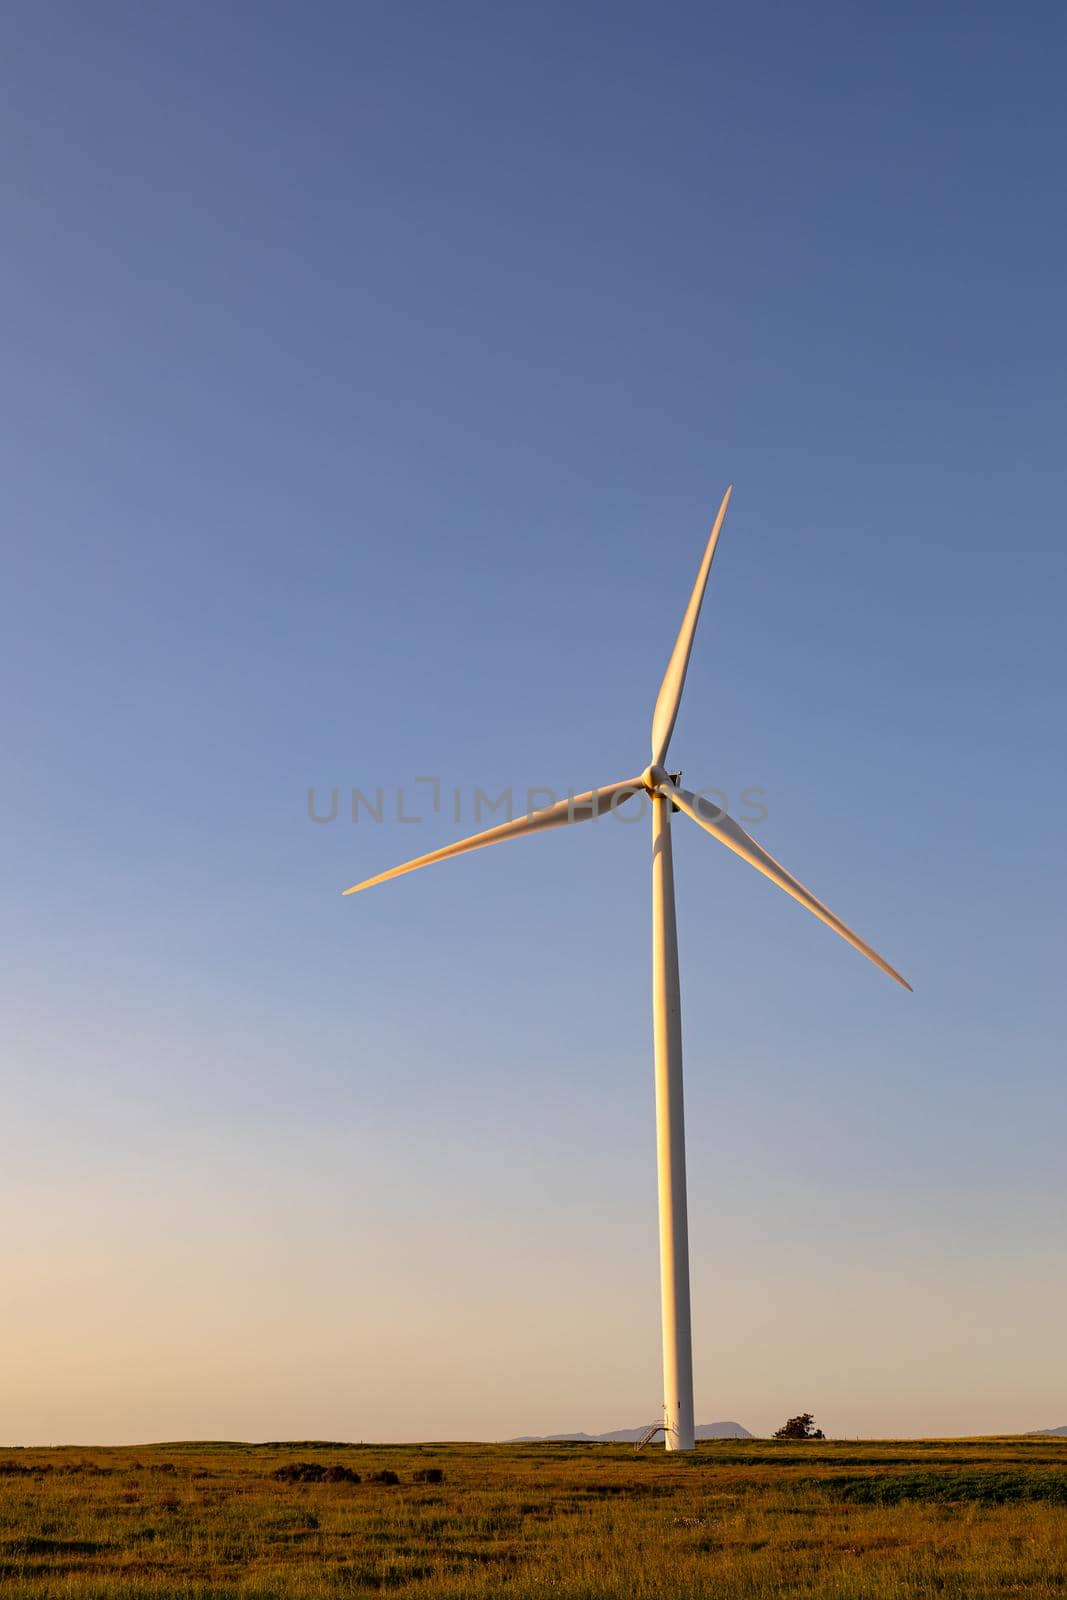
left=343, top=487, right=910, bottom=1451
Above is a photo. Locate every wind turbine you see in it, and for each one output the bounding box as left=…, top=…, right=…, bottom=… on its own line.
left=343, top=487, right=910, bottom=1451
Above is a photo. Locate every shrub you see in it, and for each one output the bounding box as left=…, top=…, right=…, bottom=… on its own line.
left=273, top=1463, right=324, bottom=1483
left=368, top=1469, right=400, bottom=1485
left=272, top=1461, right=361, bottom=1484
left=413, top=1467, right=444, bottom=1484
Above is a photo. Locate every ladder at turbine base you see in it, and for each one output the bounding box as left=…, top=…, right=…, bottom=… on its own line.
left=634, top=1422, right=667, bottom=1451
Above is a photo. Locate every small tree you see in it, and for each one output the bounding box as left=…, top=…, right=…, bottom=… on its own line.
left=773, top=1412, right=825, bottom=1441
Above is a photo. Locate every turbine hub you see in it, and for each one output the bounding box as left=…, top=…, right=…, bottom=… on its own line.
left=643, top=764, right=673, bottom=793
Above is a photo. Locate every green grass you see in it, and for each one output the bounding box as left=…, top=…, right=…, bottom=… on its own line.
left=826, top=1470, right=1067, bottom=1506
left=0, top=1436, right=1063, bottom=1597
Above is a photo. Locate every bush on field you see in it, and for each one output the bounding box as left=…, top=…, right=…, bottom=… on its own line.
left=272, top=1462, right=361, bottom=1484
left=368, top=1469, right=400, bottom=1485
left=413, top=1467, right=444, bottom=1484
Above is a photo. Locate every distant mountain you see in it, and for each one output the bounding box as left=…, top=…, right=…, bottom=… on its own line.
left=512, top=1421, right=753, bottom=1443
left=1029, top=1425, right=1067, bottom=1437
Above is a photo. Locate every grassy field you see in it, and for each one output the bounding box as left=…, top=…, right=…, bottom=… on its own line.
left=1, top=1436, right=1064, bottom=1598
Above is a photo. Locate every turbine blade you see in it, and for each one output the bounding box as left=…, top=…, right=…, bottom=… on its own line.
left=651, top=486, right=733, bottom=769
left=664, top=780, right=912, bottom=990
left=343, top=776, right=647, bottom=895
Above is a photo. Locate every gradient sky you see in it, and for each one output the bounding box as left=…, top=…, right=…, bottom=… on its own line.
left=3, top=1, right=1065, bottom=1445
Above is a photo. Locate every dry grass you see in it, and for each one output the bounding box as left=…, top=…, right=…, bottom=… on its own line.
left=0, top=1436, right=1064, bottom=1597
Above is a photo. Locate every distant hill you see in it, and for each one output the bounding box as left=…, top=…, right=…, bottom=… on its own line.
left=512, top=1421, right=753, bottom=1443
left=1029, top=1426, right=1067, bottom=1437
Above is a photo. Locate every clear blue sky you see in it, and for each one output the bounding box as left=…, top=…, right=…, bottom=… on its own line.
left=2, top=0, right=1065, bottom=1443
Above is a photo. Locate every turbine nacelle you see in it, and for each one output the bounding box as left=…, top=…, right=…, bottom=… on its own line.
left=642, top=764, right=673, bottom=793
